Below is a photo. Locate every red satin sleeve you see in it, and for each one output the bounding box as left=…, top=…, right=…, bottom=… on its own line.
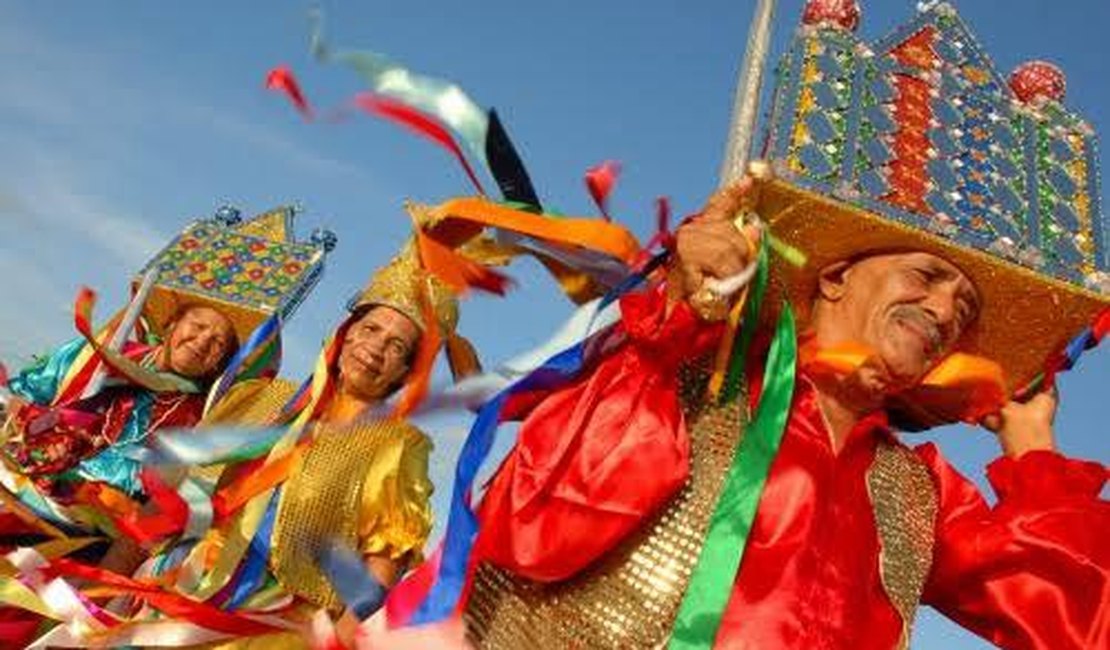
left=917, top=443, right=1109, bottom=650
left=473, top=288, right=721, bottom=582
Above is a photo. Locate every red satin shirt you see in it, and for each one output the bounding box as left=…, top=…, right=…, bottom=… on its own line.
left=474, top=289, right=1109, bottom=650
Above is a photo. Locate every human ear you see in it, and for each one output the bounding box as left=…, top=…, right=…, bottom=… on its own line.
left=817, top=260, right=854, bottom=302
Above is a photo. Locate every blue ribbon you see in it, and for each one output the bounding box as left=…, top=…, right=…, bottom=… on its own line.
left=409, top=253, right=666, bottom=624
left=225, top=491, right=280, bottom=610
left=206, top=313, right=282, bottom=411
left=319, top=541, right=388, bottom=620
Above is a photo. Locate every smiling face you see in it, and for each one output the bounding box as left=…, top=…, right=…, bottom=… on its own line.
left=160, top=305, right=237, bottom=379
left=811, top=251, right=982, bottom=390
left=336, top=305, right=421, bottom=402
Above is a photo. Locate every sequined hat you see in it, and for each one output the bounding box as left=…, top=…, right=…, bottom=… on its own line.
left=136, top=204, right=337, bottom=344
left=351, top=239, right=459, bottom=336
left=348, top=201, right=493, bottom=381
left=753, top=0, right=1109, bottom=390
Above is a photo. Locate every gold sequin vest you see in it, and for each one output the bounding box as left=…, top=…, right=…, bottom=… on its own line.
left=204, top=379, right=428, bottom=612
left=271, top=419, right=425, bottom=612
left=464, top=365, right=939, bottom=649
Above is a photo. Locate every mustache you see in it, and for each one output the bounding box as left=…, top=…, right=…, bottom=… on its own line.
left=890, top=305, right=943, bottom=355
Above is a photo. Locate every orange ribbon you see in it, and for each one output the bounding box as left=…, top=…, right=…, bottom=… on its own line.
left=211, top=440, right=309, bottom=521
left=799, top=339, right=1007, bottom=425
left=430, top=198, right=641, bottom=263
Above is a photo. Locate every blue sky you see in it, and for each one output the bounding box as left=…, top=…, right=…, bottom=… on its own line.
left=1, top=1, right=1106, bottom=647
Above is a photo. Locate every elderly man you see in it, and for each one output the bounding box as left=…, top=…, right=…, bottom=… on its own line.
left=448, top=4, right=1109, bottom=650
left=2, top=303, right=238, bottom=500
left=1, top=203, right=331, bottom=507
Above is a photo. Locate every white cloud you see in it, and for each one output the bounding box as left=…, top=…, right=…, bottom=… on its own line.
left=0, top=251, right=73, bottom=367
left=184, top=103, right=370, bottom=180
left=0, top=9, right=362, bottom=367
left=10, top=149, right=167, bottom=268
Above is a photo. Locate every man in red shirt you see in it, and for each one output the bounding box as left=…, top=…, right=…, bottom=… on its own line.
left=455, top=3, right=1109, bottom=649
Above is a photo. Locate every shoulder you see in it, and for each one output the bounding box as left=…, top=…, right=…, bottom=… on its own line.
left=203, top=378, right=299, bottom=425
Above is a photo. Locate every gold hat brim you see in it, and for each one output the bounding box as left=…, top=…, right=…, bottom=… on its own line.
left=139, top=285, right=270, bottom=346
left=758, top=178, right=1110, bottom=392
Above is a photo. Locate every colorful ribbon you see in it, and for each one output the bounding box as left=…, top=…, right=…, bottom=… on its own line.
left=309, top=10, right=489, bottom=168
left=584, top=160, right=622, bottom=220
left=403, top=254, right=666, bottom=625
left=430, top=197, right=640, bottom=263
left=669, top=302, right=798, bottom=649
left=1017, top=306, right=1110, bottom=400
left=319, top=541, right=388, bottom=620
left=352, top=93, right=487, bottom=195
left=716, top=241, right=770, bottom=402
left=484, top=110, right=541, bottom=208
left=73, top=287, right=199, bottom=394
left=204, top=312, right=283, bottom=416
left=81, top=268, right=159, bottom=400
left=265, top=65, right=313, bottom=119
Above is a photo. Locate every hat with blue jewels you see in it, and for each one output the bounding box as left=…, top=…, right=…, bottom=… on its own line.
left=135, top=204, right=338, bottom=345
left=748, top=0, right=1109, bottom=397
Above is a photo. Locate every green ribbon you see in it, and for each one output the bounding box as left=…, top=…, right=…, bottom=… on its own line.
left=668, top=301, right=798, bottom=649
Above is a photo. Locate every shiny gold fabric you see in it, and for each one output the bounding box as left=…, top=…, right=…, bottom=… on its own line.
left=465, top=361, right=747, bottom=649
left=352, top=204, right=459, bottom=334
left=191, top=378, right=299, bottom=484
left=201, top=379, right=435, bottom=611
left=204, top=378, right=297, bottom=426
left=867, top=441, right=939, bottom=650
left=271, top=418, right=433, bottom=612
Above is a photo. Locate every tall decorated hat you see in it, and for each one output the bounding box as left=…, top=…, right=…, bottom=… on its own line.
left=347, top=201, right=492, bottom=383
left=135, top=204, right=337, bottom=344
left=752, top=0, right=1109, bottom=392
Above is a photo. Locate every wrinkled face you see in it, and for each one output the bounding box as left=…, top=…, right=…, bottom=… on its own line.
left=162, top=306, right=237, bottom=379
left=814, top=251, right=981, bottom=389
left=336, top=306, right=421, bottom=401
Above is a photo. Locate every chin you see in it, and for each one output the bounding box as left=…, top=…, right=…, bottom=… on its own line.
left=879, top=343, right=931, bottom=386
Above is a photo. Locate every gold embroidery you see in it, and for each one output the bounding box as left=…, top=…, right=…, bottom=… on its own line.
left=465, top=359, right=748, bottom=649
left=866, top=441, right=939, bottom=650
left=270, top=419, right=426, bottom=612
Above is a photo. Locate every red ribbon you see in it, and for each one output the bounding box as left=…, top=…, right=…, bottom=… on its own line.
left=584, top=160, right=621, bottom=220
left=634, top=197, right=674, bottom=269
left=415, top=229, right=512, bottom=296
left=265, top=65, right=313, bottom=120
left=113, top=469, right=191, bottom=545
left=1093, top=307, right=1110, bottom=341
left=352, top=93, right=486, bottom=195
left=46, top=559, right=282, bottom=636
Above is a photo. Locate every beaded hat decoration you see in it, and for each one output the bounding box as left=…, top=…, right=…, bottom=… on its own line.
left=136, top=205, right=337, bottom=345
left=752, top=0, right=1109, bottom=390
left=350, top=238, right=459, bottom=336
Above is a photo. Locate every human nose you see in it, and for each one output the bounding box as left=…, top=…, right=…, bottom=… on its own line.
left=194, top=330, right=219, bottom=355
left=360, top=332, right=388, bottom=361
left=921, top=287, right=960, bottom=340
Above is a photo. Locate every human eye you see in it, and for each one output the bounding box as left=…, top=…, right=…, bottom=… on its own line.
left=907, top=266, right=931, bottom=284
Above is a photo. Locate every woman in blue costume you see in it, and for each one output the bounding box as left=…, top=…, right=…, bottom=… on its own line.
left=2, top=304, right=237, bottom=502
